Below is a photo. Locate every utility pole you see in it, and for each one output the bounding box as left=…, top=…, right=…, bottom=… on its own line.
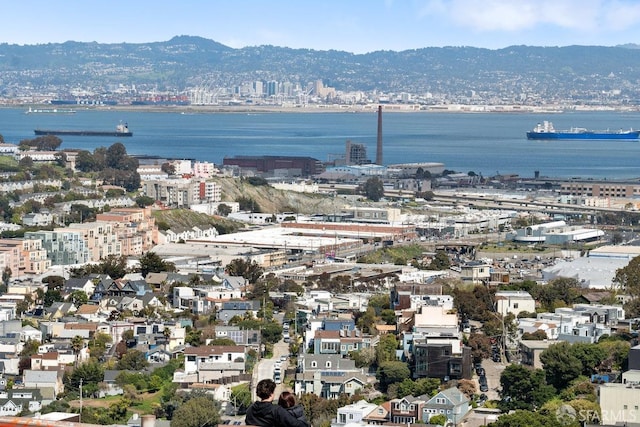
left=79, top=378, right=83, bottom=422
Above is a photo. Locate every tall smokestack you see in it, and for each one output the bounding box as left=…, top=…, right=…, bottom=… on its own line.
left=376, top=105, right=383, bottom=165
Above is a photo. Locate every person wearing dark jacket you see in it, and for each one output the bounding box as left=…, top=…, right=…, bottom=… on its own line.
left=278, top=391, right=307, bottom=424
left=245, top=379, right=309, bottom=427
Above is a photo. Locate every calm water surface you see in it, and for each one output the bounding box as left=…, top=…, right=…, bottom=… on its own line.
left=2, top=108, right=640, bottom=179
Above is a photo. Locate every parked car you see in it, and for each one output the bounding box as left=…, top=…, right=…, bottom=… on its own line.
left=480, top=383, right=489, bottom=392
left=476, top=367, right=485, bottom=376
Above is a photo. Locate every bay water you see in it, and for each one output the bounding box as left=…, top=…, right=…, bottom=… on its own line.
left=2, top=107, right=640, bottom=180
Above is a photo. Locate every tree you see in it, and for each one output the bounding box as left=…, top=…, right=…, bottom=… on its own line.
left=2, top=266, right=11, bottom=288
left=230, top=383, right=252, bottom=415
left=88, top=332, right=112, bottom=361
left=522, top=330, right=548, bottom=340
left=71, top=336, right=85, bottom=366
left=468, top=333, right=492, bottom=362
left=570, top=342, right=607, bottom=376
left=67, top=290, right=88, bottom=306
left=489, top=410, right=563, bottom=427
left=216, top=203, right=232, bottom=216
left=361, top=177, right=384, bottom=201
left=375, top=333, right=398, bottom=364
left=349, top=347, right=376, bottom=368
left=138, top=251, right=176, bottom=277
left=428, top=414, right=447, bottom=426
left=457, top=379, right=477, bottom=399
left=226, top=258, right=264, bottom=283
left=117, top=349, right=149, bottom=370
left=540, top=342, right=583, bottom=391
left=170, top=396, right=220, bottom=427
left=66, top=359, right=104, bottom=397
left=500, top=364, right=555, bottom=410
left=614, top=254, right=640, bottom=298
left=106, top=142, right=128, bottom=169
left=426, top=250, right=450, bottom=270
left=135, top=195, right=155, bottom=207
left=376, top=360, right=410, bottom=392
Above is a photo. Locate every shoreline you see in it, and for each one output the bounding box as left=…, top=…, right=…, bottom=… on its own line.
left=2, top=103, right=640, bottom=114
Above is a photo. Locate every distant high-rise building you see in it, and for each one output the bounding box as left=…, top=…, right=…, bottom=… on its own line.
left=254, top=81, right=264, bottom=96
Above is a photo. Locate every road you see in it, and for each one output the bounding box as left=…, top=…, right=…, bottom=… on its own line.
left=479, top=359, right=504, bottom=402
left=252, top=337, right=291, bottom=400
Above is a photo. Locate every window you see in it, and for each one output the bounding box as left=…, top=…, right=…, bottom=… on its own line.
left=513, top=303, right=519, bottom=309
left=348, top=414, right=353, bottom=420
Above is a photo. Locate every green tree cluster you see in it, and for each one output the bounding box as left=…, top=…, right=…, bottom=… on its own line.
left=499, top=364, right=556, bottom=410
left=74, top=143, right=141, bottom=192
left=360, top=177, right=385, bottom=202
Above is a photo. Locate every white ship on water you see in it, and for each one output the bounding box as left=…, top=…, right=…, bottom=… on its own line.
left=25, top=106, right=76, bottom=114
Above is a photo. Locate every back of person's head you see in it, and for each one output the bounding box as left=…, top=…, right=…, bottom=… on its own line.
left=278, top=391, right=296, bottom=409
left=256, top=379, right=277, bottom=400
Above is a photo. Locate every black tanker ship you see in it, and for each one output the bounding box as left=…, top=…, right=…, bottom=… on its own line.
left=34, top=122, right=132, bottom=137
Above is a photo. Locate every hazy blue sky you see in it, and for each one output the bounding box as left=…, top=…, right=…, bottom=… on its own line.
left=3, top=0, right=639, bottom=53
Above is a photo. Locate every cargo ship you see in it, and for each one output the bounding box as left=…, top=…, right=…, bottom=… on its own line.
left=527, top=121, right=640, bottom=140
left=34, top=122, right=132, bottom=137
left=25, top=106, right=76, bottom=114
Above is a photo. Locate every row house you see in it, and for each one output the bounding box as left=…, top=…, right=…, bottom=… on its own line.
left=162, top=225, right=219, bottom=244
left=411, top=338, right=473, bottom=380
left=312, top=329, right=376, bottom=356
left=389, top=388, right=470, bottom=425
left=495, top=290, right=536, bottom=317
left=63, top=277, right=96, bottom=298
left=391, top=282, right=447, bottom=311
left=74, top=304, right=103, bottom=322
left=211, top=326, right=260, bottom=349
left=331, top=400, right=380, bottom=427
left=66, top=222, right=121, bottom=261
left=22, top=369, right=64, bottom=399
left=96, top=207, right=158, bottom=253
left=294, top=354, right=368, bottom=399
left=0, top=239, right=50, bottom=275
left=389, top=395, right=427, bottom=424
left=22, top=211, right=53, bottom=227
left=57, top=197, right=135, bottom=213
left=422, top=387, right=470, bottom=425
left=30, top=350, right=83, bottom=371
left=400, top=303, right=473, bottom=381
left=518, top=304, right=623, bottom=341
left=0, top=389, right=44, bottom=416
left=25, top=230, right=90, bottom=265
left=303, top=315, right=356, bottom=353
left=177, top=345, right=246, bottom=384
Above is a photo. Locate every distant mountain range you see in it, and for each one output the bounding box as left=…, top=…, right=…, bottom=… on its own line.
left=2, top=35, right=640, bottom=103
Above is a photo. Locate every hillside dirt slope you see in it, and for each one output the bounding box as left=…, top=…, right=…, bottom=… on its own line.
left=215, top=177, right=348, bottom=214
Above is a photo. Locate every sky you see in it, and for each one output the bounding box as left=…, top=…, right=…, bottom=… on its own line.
left=2, top=0, right=639, bottom=53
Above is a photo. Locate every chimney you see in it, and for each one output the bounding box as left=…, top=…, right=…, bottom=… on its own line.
left=142, top=415, right=156, bottom=427
left=376, top=105, right=383, bottom=165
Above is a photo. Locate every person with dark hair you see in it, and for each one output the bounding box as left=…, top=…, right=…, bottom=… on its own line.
left=245, top=379, right=309, bottom=427
left=278, top=391, right=307, bottom=424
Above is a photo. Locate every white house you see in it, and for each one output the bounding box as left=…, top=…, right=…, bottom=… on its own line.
left=495, top=291, right=536, bottom=317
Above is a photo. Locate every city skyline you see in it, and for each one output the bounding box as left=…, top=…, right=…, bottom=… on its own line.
left=2, top=0, right=640, bottom=54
